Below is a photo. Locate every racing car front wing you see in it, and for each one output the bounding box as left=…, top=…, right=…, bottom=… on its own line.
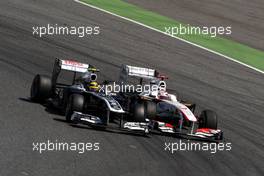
left=71, top=111, right=150, bottom=134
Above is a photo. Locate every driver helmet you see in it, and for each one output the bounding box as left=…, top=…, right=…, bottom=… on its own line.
left=158, top=81, right=167, bottom=92
left=89, top=81, right=99, bottom=92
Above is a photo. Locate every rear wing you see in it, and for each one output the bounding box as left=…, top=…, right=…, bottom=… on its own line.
left=119, top=64, right=160, bottom=85
left=59, top=59, right=89, bottom=73
left=52, top=58, right=98, bottom=89
left=120, top=65, right=157, bottom=79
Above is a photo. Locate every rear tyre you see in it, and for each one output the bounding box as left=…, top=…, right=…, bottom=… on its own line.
left=199, top=110, right=218, bottom=129
left=65, top=94, right=84, bottom=122
left=133, top=102, right=146, bottom=122
left=30, top=74, right=52, bottom=102
left=144, top=101, right=156, bottom=119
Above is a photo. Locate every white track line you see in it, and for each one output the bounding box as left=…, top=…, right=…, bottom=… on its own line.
left=74, top=0, right=264, bottom=74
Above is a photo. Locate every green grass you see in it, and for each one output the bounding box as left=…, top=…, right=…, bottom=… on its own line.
left=81, top=0, right=264, bottom=72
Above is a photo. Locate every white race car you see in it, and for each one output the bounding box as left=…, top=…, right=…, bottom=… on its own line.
left=114, top=65, right=223, bottom=141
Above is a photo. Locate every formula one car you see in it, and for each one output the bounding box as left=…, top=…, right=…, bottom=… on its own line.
left=112, top=65, right=223, bottom=141
left=30, top=59, right=149, bottom=134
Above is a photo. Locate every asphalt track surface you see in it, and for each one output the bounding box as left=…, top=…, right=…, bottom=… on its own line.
left=0, top=0, right=264, bottom=176
left=127, top=0, right=264, bottom=50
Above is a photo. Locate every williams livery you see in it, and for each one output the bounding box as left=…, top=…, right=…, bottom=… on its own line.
left=30, top=59, right=149, bottom=134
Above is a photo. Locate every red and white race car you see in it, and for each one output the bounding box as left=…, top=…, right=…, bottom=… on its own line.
left=115, top=65, right=223, bottom=141
left=150, top=90, right=223, bottom=140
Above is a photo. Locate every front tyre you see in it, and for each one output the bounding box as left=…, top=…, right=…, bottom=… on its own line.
left=30, top=74, right=52, bottom=102
left=65, top=94, right=84, bottom=122
left=199, top=110, right=218, bottom=129
left=133, top=102, right=146, bottom=122
left=144, top=101, right=156, bottom=119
